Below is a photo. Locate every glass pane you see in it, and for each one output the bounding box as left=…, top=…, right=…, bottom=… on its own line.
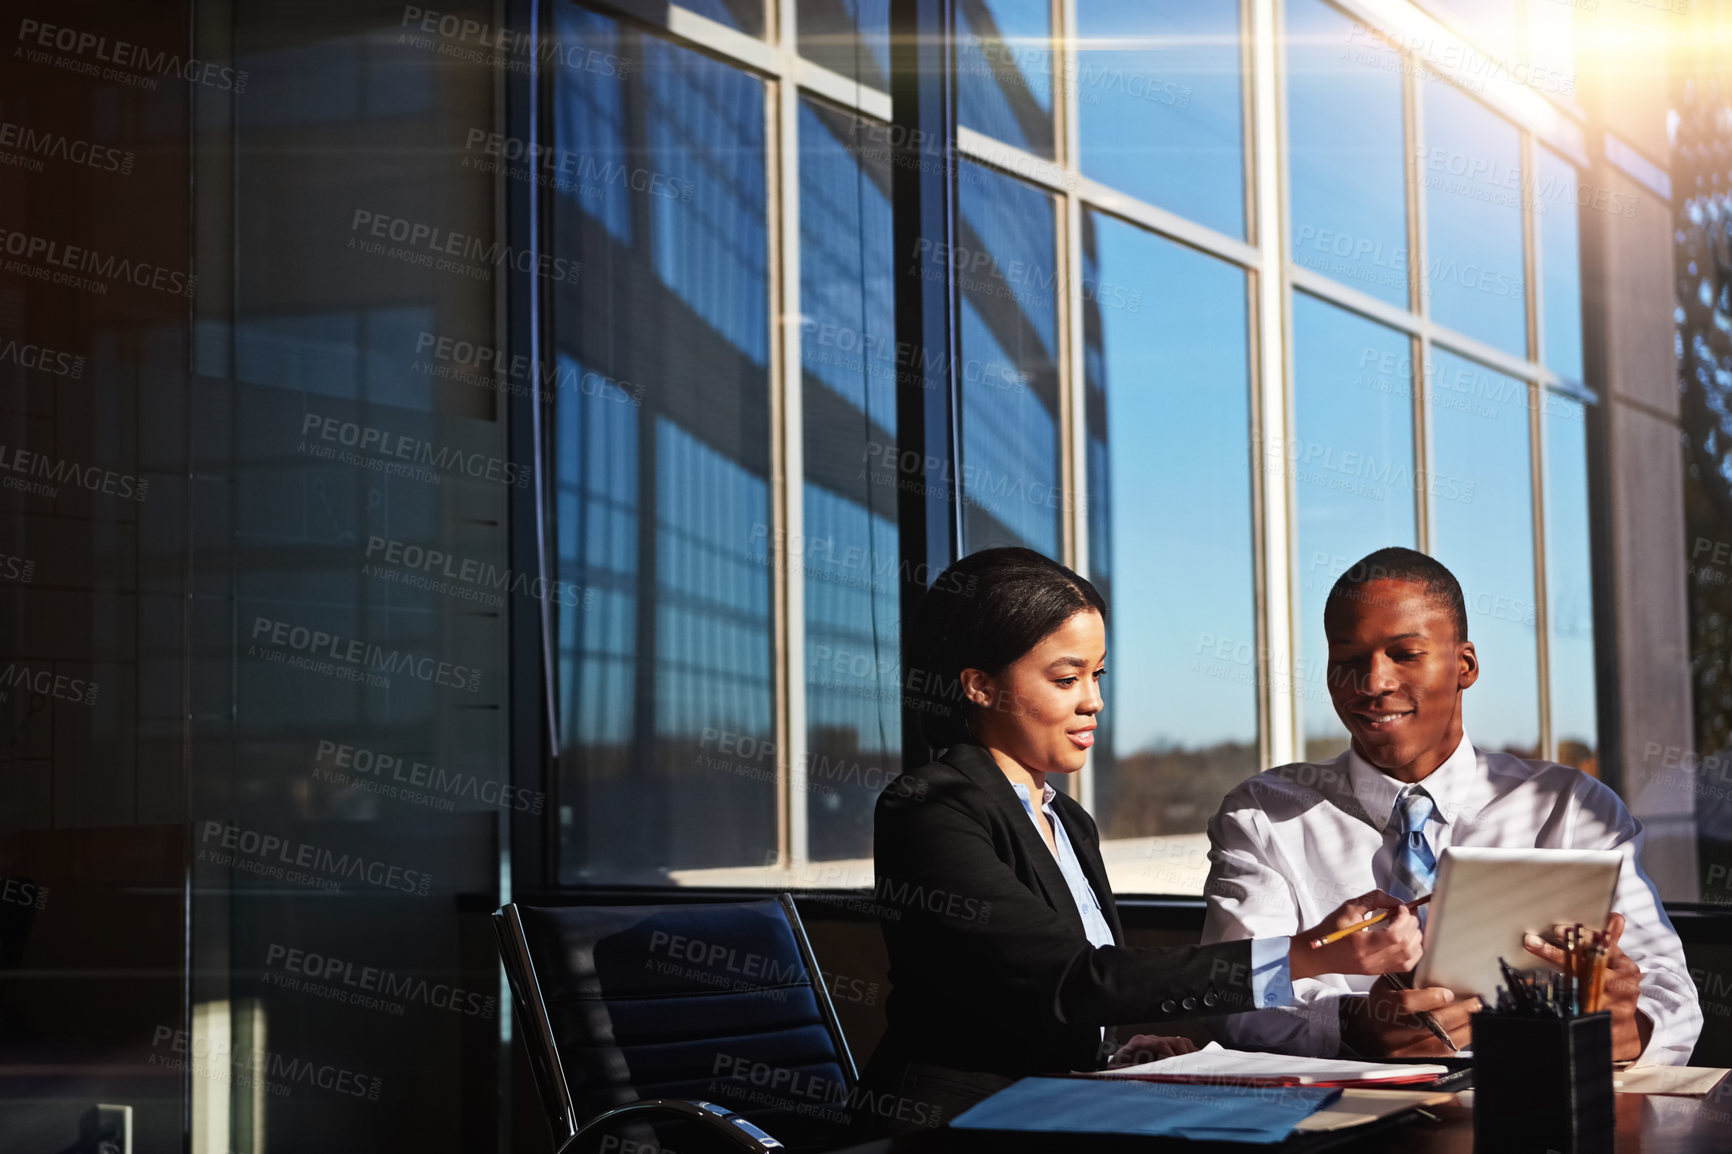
left=1286, top=0, right=1409, bottom=309
left=1421, top=75, right=1528, bottom=356
left=1545, top=395, right=1598, bottom=772
left=1076, top=0, right=1245, bottom=239
left=1536, top=147, right=1585, bottom=384
left=678, top=0, right=765, bottom=37
left=1291, top=293, right=1417, bottom=760
left=958, top=0, right=1055, bottom=159
left=1429, top=349, right=1540, bottom=755
left=956, top=161, right=1061, bottom=556
left=552, top=7, right=774, bottom=882
left=1083, top=211, right=1257, bottom=892
left=796, top=99, right=900, bottom=863
left=797, top=0, right=890, bottom=89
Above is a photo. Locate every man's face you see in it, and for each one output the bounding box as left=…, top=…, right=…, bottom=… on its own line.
left=1325, top=578, right=1478, bottom=779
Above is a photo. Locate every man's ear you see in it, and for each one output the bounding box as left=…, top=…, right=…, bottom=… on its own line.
left=958, top=667, right=995, bottom=708
left=1457, top=641, right=1479, bottom=691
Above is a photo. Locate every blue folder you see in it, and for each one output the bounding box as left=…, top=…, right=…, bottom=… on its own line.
left=949, top=1076, right=1342, bottom=1144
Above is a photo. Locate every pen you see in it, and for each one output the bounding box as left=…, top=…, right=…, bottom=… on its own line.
left=1308, top=894, right=1432, bottom=949
left=1380, top=971, right=1461, bottom=1053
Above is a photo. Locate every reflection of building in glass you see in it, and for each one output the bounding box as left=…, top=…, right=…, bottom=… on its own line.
left=552, top=7, right=774, bottom=880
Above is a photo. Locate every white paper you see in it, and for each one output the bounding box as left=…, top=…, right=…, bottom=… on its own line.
left=1094, top=1043, right=1449, bottom=1084
left=1614, top=1066, right=1731, bottom=1097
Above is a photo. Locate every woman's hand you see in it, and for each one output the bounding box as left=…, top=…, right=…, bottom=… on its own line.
left=1290, top=890, right=1423, bottom=982
left=1107, top=1033, right=1199, bottom=1068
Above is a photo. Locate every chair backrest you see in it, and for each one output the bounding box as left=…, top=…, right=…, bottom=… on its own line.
left=495, top=895, right=858, bottom=1151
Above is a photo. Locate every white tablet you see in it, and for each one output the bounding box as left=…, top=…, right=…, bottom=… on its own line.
left=1412, top=846, right=1622, bottom=1000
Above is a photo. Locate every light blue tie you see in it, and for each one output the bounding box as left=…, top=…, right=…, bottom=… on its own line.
left=1390, top=786, right=1437, bottom=917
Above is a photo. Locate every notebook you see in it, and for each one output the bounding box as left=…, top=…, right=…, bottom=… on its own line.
left=949, top=1076, right=1457, bottom=1145
left=950, top=1076, right=1342, bottom=1143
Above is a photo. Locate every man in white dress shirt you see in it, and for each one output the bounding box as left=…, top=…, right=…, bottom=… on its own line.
left=1202, top=548, right=1702, bottom=1065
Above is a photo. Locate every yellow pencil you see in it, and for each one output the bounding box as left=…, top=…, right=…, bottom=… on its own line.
left=1308, top=894, right=1432, bottom=949
left=1587, top=939, right=1609, bottom=1014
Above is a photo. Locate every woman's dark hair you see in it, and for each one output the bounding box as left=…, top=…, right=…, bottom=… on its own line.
left=906, top=547, right=1107, bottom=750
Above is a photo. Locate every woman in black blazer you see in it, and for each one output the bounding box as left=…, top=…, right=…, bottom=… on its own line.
left=855, top=548, right=1422, bottom=1135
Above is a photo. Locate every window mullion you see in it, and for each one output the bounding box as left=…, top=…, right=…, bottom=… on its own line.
left=1524, top=129, right=1554, bottom=761
left=1056, top=0, right=1090, bottom=806
left=1250, top=0, right=1295, bottom=767
left=1408, top=57, right=1433, bottom=557
left=772, top=5, right=808, bottom=872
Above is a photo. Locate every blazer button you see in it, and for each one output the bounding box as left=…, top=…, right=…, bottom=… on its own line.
left=1203, top=991, right=1219, bottom=1008
left=1181, top=996, right=1198, bottom=1011
left=1160, top=999, right=1177, bottom=1013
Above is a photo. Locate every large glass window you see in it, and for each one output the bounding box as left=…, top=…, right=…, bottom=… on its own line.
left=1420, top=75, right=1527, bottom=355
left=533, top=0, right=1617, bottom=897
left=1075, top=0, right=1245, bottom=239
left=1083, top=213, right=1257, bottom=889
left=797, top=99, right=900, bottom=862
left=1286, top=0, right=1409, bottom=308
left=1291, top=293, right=1418, bottom=760
left=956, top=161, right=1062, bottom=556
left=1429, top=349, right=1540, bottom=756
left=957, top=0, right=1055, bottom=159
left=552, top=7, right=774, bottom=883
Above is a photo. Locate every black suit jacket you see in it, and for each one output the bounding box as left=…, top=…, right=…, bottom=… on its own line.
left=856, top=744, right=1260, bottom=1132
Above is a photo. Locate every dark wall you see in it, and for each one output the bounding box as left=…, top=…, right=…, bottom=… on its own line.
left=1, top=2, right=516, bottom=1151
left=1, top=1, right=196, bottom=1148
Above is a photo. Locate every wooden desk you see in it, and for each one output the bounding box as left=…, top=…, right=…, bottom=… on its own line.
left=827, top=1087, right=1732, bottom=1153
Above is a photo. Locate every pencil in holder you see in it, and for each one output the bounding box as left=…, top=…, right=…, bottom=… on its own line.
left=1471, top=1009, right=1613, bottom=1154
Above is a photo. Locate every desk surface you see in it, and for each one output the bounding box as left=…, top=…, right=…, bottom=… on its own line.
left=830, top=1090, right=1732, bottom=1153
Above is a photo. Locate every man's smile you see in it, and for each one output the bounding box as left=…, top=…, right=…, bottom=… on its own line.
left=1351, top=707, right=1415, bottom=732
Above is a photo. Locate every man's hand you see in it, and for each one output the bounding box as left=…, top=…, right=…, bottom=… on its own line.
left=1107, top=1034, right=1199, bottom=1069
left=1340, top=979, right=1480, bottom=1057
left=1523, top=911, right=1652, bottom=1062
left=1290, top=891, right=1424, bottom=983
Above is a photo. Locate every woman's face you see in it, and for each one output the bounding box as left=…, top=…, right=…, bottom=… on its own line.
left=964, top=609, right=1106, bottom=776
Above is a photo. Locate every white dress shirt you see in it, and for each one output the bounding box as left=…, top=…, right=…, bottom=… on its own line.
left=1201, top=734, right=1703, bottom=1066
left=1010, top=781, right=1118, bottom=952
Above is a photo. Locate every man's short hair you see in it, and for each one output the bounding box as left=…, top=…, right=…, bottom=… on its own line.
left=1324, top=547, right=1469, bottom=642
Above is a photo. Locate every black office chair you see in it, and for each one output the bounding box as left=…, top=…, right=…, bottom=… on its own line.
left=494, top=896, right=860, bottom=1154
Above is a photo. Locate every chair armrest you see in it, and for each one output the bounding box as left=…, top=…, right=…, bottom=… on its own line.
left=561, top=1098, right=785, bottom=1154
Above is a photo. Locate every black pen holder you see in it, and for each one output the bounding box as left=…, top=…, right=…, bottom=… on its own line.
left=1471, top=1010, right=1613, bottom=1154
